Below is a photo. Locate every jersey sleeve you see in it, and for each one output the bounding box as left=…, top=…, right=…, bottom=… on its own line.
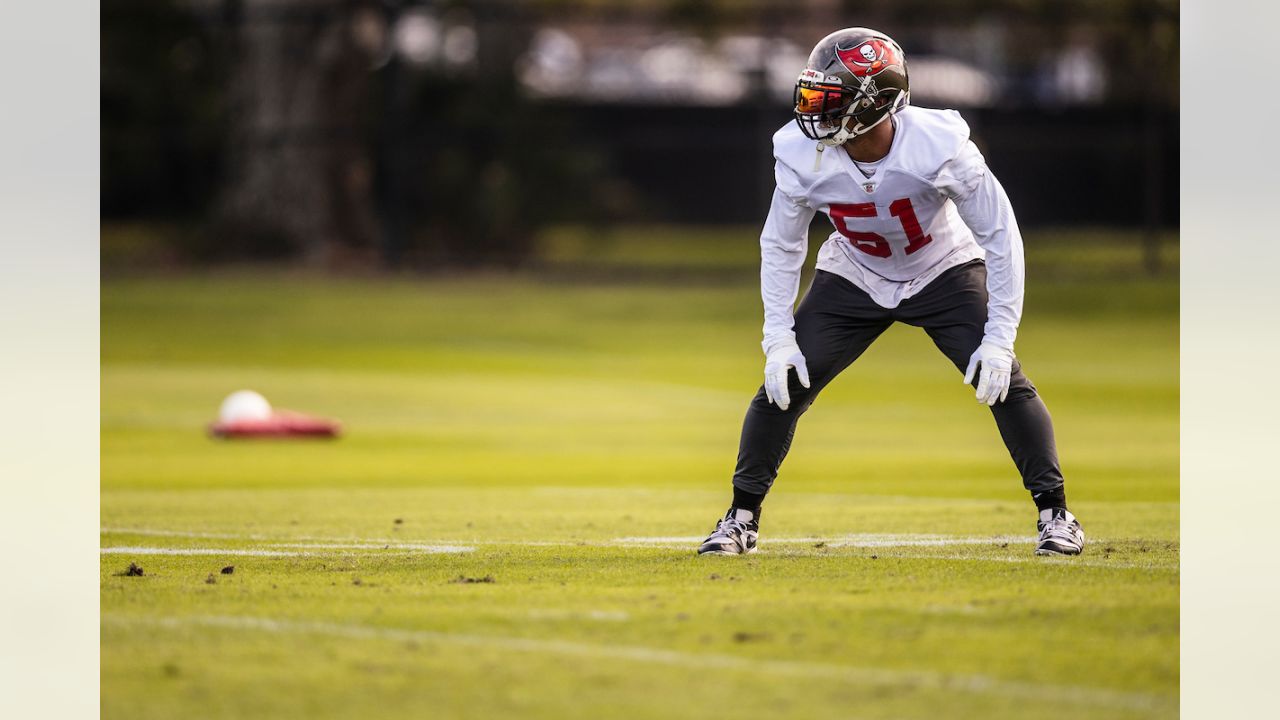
left=771, top=126, right=812, bottom=200
left=759, top=162, right=815, bottom=354
left=937, top=141, right=1025, bottom=350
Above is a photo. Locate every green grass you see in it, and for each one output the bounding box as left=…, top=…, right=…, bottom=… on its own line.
left=102, top=228, right=1178, bottom=719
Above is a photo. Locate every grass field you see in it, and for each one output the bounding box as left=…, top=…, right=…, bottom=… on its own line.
left=101, top=228, right=1179, bottom=719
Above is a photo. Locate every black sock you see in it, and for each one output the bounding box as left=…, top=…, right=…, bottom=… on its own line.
left=731, top=487, right=765, bottom=517
left=1032, top=487, right=1068, bottom=512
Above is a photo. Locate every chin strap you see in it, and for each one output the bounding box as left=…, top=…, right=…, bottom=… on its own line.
left=813, top=125, right=851, bottom=171
left=822, top=127, right=852, bottom=147
left=813, top=110, right=900, bottom=170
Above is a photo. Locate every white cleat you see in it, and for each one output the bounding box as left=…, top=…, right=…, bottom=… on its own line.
left=697, top=508, right=759, bottom=556
left=1035, top=508, right=1085, bottom=556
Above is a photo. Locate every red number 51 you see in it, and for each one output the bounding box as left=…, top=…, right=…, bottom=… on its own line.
left=829, top=198, right=933, bottom=258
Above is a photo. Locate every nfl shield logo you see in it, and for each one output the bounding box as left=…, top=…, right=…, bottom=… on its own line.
left=862, top=182, right=876, bottom=193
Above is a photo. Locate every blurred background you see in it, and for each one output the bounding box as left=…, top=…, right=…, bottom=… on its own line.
left=102, top=0, right=1178, bottom=271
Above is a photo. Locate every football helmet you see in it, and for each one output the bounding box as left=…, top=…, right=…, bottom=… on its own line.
left=793, top=28, right=910, bottom=146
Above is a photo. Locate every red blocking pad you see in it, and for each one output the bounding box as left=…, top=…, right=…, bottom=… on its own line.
left=209, top=411, right=341, bottom=439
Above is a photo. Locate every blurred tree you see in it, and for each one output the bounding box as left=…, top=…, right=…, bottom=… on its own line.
left=101, top=0, right=227, bottom=220
left=214, top=0, right=380, bottom=263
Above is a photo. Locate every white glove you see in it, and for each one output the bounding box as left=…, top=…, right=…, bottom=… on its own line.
left=764, top=343, right=810, bottom=411
left=963, top=341, right=1014, bottom=406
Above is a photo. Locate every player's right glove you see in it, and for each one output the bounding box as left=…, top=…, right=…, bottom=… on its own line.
left=963, top=341, right=1014, bottom=406
left=763, top=342, right=810, bottom=411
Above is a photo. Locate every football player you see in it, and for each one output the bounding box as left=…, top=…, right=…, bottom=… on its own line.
left=698, top=28, right=1084, bottom=557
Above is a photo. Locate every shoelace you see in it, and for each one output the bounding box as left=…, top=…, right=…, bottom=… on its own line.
left=1040, top=517, right=1079, bottom=543
left=712, top=517, right=749, bottom=540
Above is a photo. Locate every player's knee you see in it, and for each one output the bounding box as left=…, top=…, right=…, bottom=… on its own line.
left=749, top=383, right=818, bottom=416
left=1002, top=371, right=1039, bottom=403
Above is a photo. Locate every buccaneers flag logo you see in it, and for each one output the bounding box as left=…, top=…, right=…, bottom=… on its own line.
left=835, top=38, right=901, bottom=78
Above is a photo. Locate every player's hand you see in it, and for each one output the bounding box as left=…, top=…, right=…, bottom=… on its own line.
left=963, top=341, right=1014, bottom=406
left=764, top=343, right=810, bottom=411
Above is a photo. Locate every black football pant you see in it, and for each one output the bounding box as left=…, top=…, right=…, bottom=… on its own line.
left=733, top=260, right=1065, bottom=497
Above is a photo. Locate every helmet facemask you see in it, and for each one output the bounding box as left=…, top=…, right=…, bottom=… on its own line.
left=793, top=70, right=858, bottom=146
left=794, top=68, right=907, bottom=147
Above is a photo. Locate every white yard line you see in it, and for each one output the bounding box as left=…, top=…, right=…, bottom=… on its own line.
left=100, top=527, right=431, bottom=543
left=828, top=534, right=1032, bottom=547
left=101, top=544, right=474, bottom=557
left=101, top=526, right=573, bottom=548
left=101, top=547, right=309, bottom=557
left=104, top=527, right=1034, bottom=548
left=615, top=534, right=1034, bottom=547
left=269, top=543, right=474, bottom=553
left=101, top=527, right=476, bottom=549
left=869, top=551, right=1172, bottom=571
left=99, top=527, right=1174, bottom=570
left=102, top=613, right=1173, bottom=713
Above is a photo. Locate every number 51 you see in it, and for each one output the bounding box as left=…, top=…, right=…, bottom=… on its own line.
left=829, top=198, right=933, bottom=258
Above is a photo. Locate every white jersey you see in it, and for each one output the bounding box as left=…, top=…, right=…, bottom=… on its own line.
left=759, top=106, right=1026, bottom=354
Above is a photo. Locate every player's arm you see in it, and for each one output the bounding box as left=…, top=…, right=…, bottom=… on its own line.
left=939, top=141, right=1026, bottom=405
left=759, top=172, right=816, bottom=411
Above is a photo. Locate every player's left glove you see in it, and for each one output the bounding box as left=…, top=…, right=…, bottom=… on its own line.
left=763, top=342, right=810, bottom=411
left=963, top=341, right=1014, bottom=406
